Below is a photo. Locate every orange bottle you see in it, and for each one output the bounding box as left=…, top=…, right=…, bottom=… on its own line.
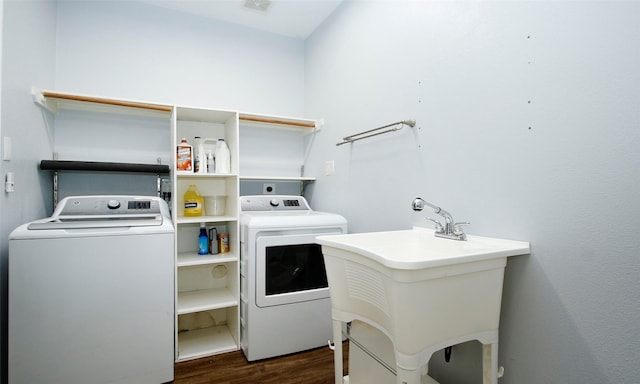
left=176, top=137, right=193, bottom=172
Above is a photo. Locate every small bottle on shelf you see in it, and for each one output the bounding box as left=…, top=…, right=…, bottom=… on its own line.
left=208, top=227, right=219, bottom=255
left=206, top=150, right=215, bottom=174
left=218, top=225, right=230, bottom=254
left=176, top=137, right=193, bottom=172
left=194, top=136, right=206, bottom=174
left=198, top=223, right=209, bottom=255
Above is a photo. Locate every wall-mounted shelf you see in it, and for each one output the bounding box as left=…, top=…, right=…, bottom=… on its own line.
left=240, top=176, right=316, bottom=196
left=40, top=160, right=170, bottom=207
left=40, top=160, right=170, bottom=174
left=33, top=87, right=320, bottom=131
left=32, top=87, right=172, bottom=118
left=239, top=113, right=319, bottom=130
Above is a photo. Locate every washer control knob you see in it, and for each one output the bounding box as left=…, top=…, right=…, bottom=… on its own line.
left=269, top=199, right=280, bottom=207
left=107, top=200, right=121, bottom=209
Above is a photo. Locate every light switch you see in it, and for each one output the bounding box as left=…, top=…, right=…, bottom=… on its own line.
left=325, top=160, right=335, bottom=176
left=3, top=136, right=11, bottom=161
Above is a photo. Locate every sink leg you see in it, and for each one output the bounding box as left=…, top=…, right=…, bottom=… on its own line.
left=396, top=367, right=421, bottom=384
left=333, top=320, right=344, bottom=384
left=482, top=342, right=499, bottom=384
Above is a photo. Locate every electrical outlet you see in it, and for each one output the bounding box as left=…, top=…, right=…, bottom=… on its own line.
left=5, top=172, right=15, bottom=192
left=263, top=183, right=276, bottom=194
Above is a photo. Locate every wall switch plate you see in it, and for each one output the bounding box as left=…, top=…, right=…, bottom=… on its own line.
left=263, top=183, right=276, bottom=194
left=325, top=160, right=335, bottom=176
left=3, top=136, right=11, bottom=161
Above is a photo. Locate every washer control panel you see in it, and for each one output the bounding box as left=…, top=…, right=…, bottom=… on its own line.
left=55, top=195, right=163, bottom=216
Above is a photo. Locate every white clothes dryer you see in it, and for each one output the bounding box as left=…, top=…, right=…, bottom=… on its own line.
left=240, top=195, right=347, bottom=361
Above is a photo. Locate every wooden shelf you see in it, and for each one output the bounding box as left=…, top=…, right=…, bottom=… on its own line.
left=239, top=113, right=317, bottom=129
left=33, top=88, right=172, bottom=118
left=177, top=325, right=238, bottom=362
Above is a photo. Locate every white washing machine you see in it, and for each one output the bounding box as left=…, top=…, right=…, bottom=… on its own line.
left=9, top=195, right=174, bottom=384
left=239, top=195, right=347, bottom=361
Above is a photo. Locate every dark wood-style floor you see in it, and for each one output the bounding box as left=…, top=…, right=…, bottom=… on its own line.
left=174, top=342, right=348, bottom=384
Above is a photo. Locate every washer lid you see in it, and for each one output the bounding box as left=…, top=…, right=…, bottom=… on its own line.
left=27, top=215, right=164, bottom=230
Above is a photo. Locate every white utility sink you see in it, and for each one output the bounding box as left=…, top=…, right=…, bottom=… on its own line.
left=317, top=227, right=530, bottom=384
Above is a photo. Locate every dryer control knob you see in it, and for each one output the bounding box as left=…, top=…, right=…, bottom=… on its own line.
left=269, top=199, right=279, bottom=207
left=107, top=200, right=121, bottom=209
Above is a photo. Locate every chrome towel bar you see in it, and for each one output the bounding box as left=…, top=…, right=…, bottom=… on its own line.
left=336, top=119, right=416, bottom=146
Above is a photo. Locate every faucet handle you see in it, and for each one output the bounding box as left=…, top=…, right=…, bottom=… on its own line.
left=427, top=217, right=444, bottom=233
left=453, top=221, right=470, bottom=235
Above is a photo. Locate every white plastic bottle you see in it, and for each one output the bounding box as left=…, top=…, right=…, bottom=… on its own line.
left=194, top=136, right=206, bottom=174
left=215, top=139, right=231, bottom=174
left=206, top=150, right=215, bottom=174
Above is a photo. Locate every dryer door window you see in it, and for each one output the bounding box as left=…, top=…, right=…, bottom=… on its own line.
left=255, top=232, right=339, bottom=307
left=265, top=243, right=328, bottom=296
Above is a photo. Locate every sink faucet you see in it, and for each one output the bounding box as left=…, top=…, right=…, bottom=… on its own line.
left=411, top=197, right=469, bottom=241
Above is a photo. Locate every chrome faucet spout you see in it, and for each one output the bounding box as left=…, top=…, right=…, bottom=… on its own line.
left=411, top=197, right=468, bottom=241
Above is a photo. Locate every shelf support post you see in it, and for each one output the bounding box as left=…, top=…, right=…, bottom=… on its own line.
left=53, top=171, right=59, bottom=209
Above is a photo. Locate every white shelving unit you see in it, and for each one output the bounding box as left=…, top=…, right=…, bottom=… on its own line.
left=32, top=88, right=321, bottom=363
left=172, top=106, right=241, bottom=362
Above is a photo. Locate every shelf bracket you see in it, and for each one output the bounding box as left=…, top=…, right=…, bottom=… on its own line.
left=32, top=86, right=57, bottom=113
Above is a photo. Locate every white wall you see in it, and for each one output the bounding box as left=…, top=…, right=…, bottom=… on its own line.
left=55, top=0, right=305, bottom=116
left=305, top=1, right=640, bottom=383
left=0, top=1, right=57, bottom=381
